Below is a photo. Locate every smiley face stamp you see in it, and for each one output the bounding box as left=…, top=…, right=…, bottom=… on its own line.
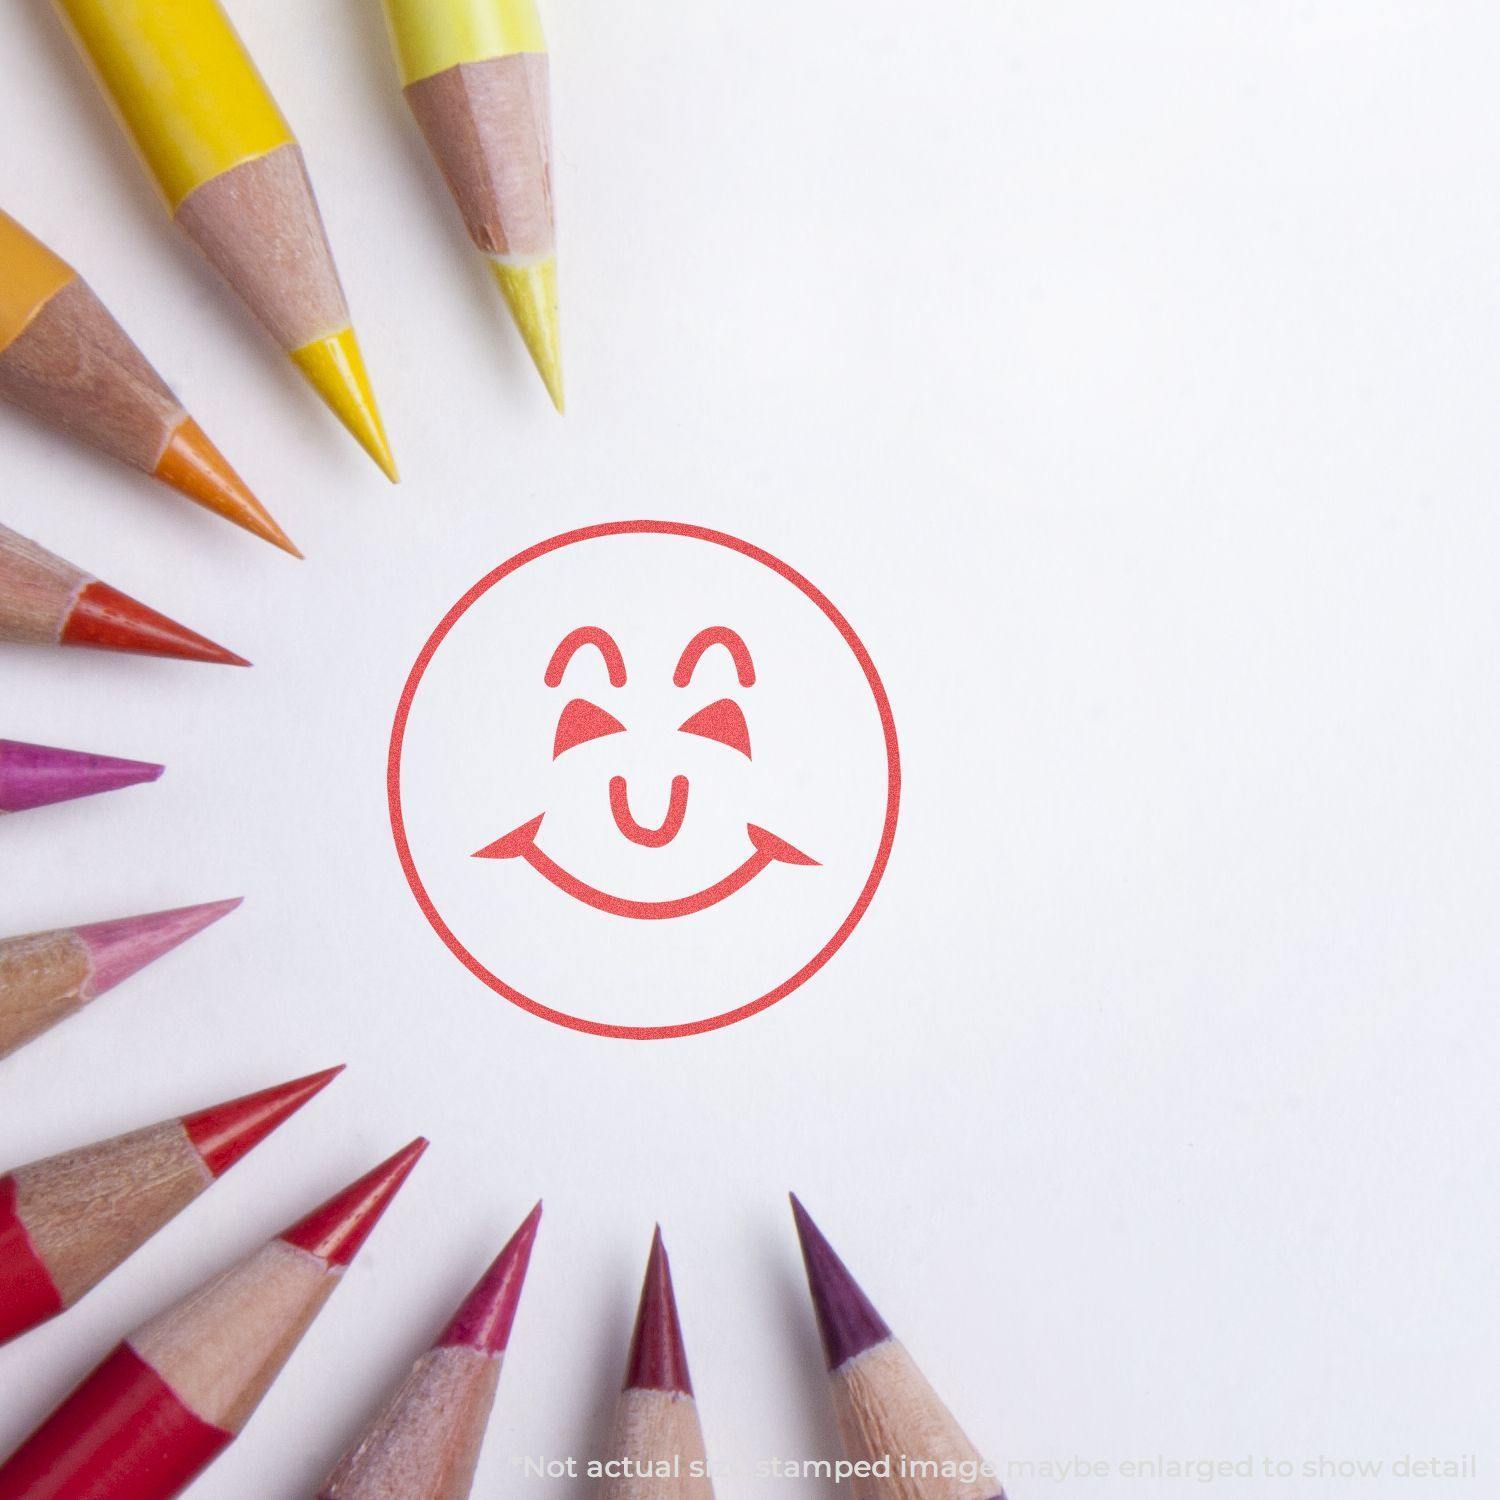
left=389, top=522, right=899, bottom=1038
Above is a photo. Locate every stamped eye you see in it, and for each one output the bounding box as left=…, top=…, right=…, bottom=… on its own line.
left=678, top=698, right=751, bottom=758
left=553, top=698, right=626, bottom=758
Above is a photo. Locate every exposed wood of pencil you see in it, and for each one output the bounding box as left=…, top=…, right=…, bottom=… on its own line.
left=791, top=1196, right=1004, bottom=1500
left=174, top=144, right=347, bottom=354
left=318, top=1201, right=541, bottom=1500
left=0, top=1141, right=427, bottom=1499
left=404, top=55, right=555, bottom=261
left=603, top=1228, right=713, bottom=1500
left=0, top=899, right=241, bottom=1062
left=0, top=521, right=248, bottom=664
left=0, top=1068, right=340, bottom=1346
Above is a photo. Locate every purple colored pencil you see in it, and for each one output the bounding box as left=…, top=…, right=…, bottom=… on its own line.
left=791, top=1195, right=1006, bottom=1499
left=0, top=899, right=240, bottom=1061
left=0, top=738, right=162, bottom=814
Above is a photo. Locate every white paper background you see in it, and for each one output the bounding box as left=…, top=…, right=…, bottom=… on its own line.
left=0, top=2, right=1495, bottom=1495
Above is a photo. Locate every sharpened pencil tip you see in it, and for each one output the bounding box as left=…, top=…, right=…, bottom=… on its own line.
left=490, top=258, right=563, bottom=412
left=0, top=740, right=163, bottom=813
left=623, top=1225, right=694, bottom=1396
left=155, top=419, right=301, bottom=556
left=281, top=1137, right=428, bottom=1268
left=75, top=898, right=242, bottom=998
left=182, top=1065, right=345, bottom=1177
left=439, top=1200, right=543, bottom=1355
left=790, top=1194, right=893, bottom=1371
left=290, top=326, right=398, bottom=481
left=62, top=581, right=247, bottom=666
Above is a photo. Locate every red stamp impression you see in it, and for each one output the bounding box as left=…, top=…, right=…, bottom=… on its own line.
left=388, top=522, right=900, bottom=1038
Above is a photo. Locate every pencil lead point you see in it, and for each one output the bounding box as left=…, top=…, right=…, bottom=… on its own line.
left=490, top=259, right=563, bottom=412
left=789, top=1195, right=893, bottom=1371
left=76, top=898, right=242, bottom=997
left=290, top=326, right=398, bottom=481
left=0, top=741, right=162, bottom=812
left=183, top=1065, right=344, bottom=1177
left=624, top=1225, right=693, bottom=1395
left=439, top=1201, right=543, bottom=1355
left=155, top=419, right=301, bottom=555
left=63, top=581, right=247, bottom=665
left=281, top=1138, right=428, bottom=1267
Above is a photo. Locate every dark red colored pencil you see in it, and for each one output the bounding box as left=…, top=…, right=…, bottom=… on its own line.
left=318, top=1201, right=542, bottom=1499
left=0, top=1066, right=341, bottom=1346
left=791, top=1195, right=1005, bottom=1499
left=0, top=1140, right=427, bottom=1500
left=600, top=1226, right=715, bottom=1498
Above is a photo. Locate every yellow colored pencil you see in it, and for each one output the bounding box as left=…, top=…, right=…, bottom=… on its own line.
left=52, top=0, right=398, bottom=479
left=381, top=0, right=562, bottom=411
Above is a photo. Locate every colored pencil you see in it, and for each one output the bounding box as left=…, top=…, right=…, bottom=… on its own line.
left=0, top=898, right=241, bottom=1063
left=0, top=1065, right=341, bottom=1347
left=0, top=738, right=162, bottom=814
left=381, top=0, right=562, bottom=411
left=790, top=1196, right=1005, bottom=1500
left=0, top=520, right=248, bottom=666
left=602, top=1227, right=714, bottom=1500
left=318, top=1201, right=542, bottom=1500
left=0, top=209, right=297, bottom=554
left=52, top=0, right=398, bottom=479
left=0, top=1139, right=427, bottom=1500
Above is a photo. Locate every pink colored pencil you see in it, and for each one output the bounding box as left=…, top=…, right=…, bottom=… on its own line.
left=0, top=1140, right=428, bottom=1500
left=0, top=898, right=240, bottom=1061
left=602, top=1227, right=715, bottom=1499
left=318, top=1201, right=542, bottom=1499
left=791, top=1195, right=1005, bottom=1500
left=0, top=737, right=162, bottom=814
left=0, top=1066, right=342, bottom=1345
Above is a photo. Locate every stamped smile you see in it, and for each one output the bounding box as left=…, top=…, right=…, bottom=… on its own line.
left=472, top=796, right=817, bottom=920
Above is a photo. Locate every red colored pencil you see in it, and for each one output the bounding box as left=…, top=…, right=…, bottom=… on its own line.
left=602, top=1227, right=714, bottom=1499
left=790, top=1195, right=1005, bottom=1500
left=0, top=1139, right=427, bottom=1500
left=318, top=1201, right=542, bottom=1499
left=0, top=738, right=162, bottom=814
left=0, top=1066, right=341, bottom=1346
left=0, top=899, right=240, bottom=1062
left=0, top=520, right=247, bottom=665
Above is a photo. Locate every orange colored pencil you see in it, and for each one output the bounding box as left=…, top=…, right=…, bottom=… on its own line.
left=0, top=209, right=297, bottom=554
left=0, top=1140, right=428, bottom=1500
left=0, top=1066, right=341, bottom=1346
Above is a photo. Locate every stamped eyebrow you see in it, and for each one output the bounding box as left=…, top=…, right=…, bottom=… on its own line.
left=673, top=627, right=755, bottom=687
left=544, top=626, right=627, bottom=687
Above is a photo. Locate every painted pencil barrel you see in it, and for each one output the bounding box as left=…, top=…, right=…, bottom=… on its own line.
left=0, top=211, right=76, bottom=353
left=51, top=0, right=293, bottom=209
left=382, top=0, right=546, bottom=86
left=0, top=1177, right=65, bottom=1346
left=0, top=1342, right=231, bottom=1499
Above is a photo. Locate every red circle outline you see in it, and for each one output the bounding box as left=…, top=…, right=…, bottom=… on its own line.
left=387, top=521, right=901, bottom=1040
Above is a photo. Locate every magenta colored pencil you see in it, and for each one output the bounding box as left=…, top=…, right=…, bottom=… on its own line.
left=791, top=1195, right=1005, bottom=1499
left=0, top=899, right=240, bottom=1061
left=318, top=1202, right=542, bottom=1499
left=0, top=738, right=162, bottom=814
